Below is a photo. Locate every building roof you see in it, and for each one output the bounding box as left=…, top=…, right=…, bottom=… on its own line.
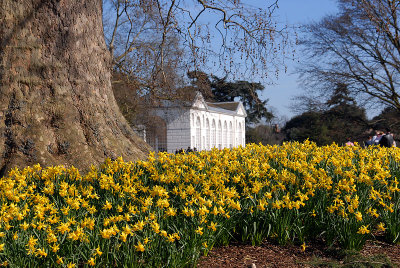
left=153, top=91, right=247, bottom=117
left=192, top=92, right=247, bottom=117
left=206, top=102, right=240, bottom=111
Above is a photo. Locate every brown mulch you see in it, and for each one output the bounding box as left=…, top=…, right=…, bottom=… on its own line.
left=197, top=239, right=400, bottom=267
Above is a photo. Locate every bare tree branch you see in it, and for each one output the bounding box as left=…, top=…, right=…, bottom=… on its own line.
left=297, top=0, right=400, bottom=111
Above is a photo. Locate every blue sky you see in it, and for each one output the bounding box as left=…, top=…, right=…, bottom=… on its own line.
left=259, top=0, right=339, bottom=121
left=103, top=0, right=340, bottom=121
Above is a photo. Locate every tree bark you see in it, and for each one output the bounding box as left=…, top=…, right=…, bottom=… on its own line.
left=0, top=0, right=150, bottom=176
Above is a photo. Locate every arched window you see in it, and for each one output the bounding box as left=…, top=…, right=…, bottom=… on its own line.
left=218, top=120, right=222, bottom=149
left=211, top=120, right=216, bottom=148
left=206, top=118, right=210, bottom=150
left=196, top=116, right=201, bottom=150
left=223, top=121, right=227, bottom=148
left=229, top=121, right=233, bottom=148
left=238, top=122, right=242, bottom=146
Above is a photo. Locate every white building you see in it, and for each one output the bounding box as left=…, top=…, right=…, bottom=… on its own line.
left=146, top=92, right=246, bottom=153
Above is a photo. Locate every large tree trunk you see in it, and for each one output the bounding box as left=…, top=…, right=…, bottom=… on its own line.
left=0, top=0, right=150, bottom=176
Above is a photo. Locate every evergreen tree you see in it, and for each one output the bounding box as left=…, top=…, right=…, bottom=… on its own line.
left=188, top=72, right=273, bottom=125
left=284, top=85, right=368, bottom=145
left=210, top=76, right=272, bottom=125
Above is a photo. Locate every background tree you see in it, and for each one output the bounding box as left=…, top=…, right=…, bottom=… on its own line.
left=298, top=0, right=400, bottom=111
left=103, top=0, right=291, bottom=104
left=326, top=83, right=355, bottom=107
left=187, top=71, right=274, bottom=125
left=211, top=76, right=274, bottom=125
left=103, top=0, right=186, bottom=101
left=370, top=107, right=400, bottom=135
left=111, top=72, right=141, bottom=124
left=283, top=106, right=368, bottom=146
left=185, top=71, right=214, bottom=101
left=246, top=124, right=285, bottom=145
left=104, top=0, right=291, bottom=146
left=284, top=84, right=368, bottom=145
left=323, top=102, right=368, bottom=143
left=283, top=111, right=330, bottom=146
left=289, top=92, right=327, bottom=115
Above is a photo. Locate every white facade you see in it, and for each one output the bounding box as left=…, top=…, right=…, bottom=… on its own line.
left=147, top=92, right=246, bottom=153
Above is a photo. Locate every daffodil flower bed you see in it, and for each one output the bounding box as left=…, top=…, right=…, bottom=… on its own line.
left=0, top=141, right=399, bottom=267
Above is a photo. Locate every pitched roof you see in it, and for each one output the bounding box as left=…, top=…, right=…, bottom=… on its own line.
left=152, top=91, right=246, bottom=117
left=206, top=102, right=240, bottom=111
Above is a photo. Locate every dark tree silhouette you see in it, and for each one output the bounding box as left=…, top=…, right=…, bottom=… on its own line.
left=187, top=72, right=273, bottom=125
left=211, top=77, right=273, bottom=125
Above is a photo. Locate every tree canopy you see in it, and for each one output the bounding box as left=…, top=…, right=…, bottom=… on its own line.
left=284, top=87, right=369, bottom=146
left=284, top=104, right=369, bottom=146
left=187, top=71, right=273, bottom=125
left=103, top=0, right=291, bottom=102
left=210, top=76, right=273, bottom=125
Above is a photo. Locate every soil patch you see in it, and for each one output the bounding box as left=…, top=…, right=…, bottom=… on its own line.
left=197, top=239, right=400, bottom=267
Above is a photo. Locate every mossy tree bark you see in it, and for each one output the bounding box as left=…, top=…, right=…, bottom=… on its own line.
left=0, top=0, right=150, bottom=176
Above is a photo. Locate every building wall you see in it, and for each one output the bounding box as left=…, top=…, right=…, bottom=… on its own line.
left=150, top=106, right=246, bottom=153
left=166, top=109, right=191, bottom=153
left=153, top=108, right=191, bottom=153
left=189, top=108, right=246, bottom=151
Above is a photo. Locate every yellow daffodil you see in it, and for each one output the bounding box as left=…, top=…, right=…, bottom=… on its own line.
left=87, top=257, right=95, bottom=266
left=354, top=211, right=363, bottom=222
left=35, top=248, right=47, bottom=258
left=300, top=242, right=307, bottom=252
left=377, top=222, right=386, bottom=232
left=103, top=200, right=112, bottom=210
left=94, top=247, right=103, bottom=256
left=208, top=222, right=217, bottom=232
left=167, top=234, right=175, bottom=243
left=51, top=244, right=60, bottom=253
left=195, top=227, right=204, bottom=236
left=135, top=242, right=145, bottom=252
left=56, top=256, right=63, bottom=265
left=357, top=225, right=370, bottom=234
left=26, top=236, right=38, bottom=251
left=67, top=263, right=76, bottom=268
